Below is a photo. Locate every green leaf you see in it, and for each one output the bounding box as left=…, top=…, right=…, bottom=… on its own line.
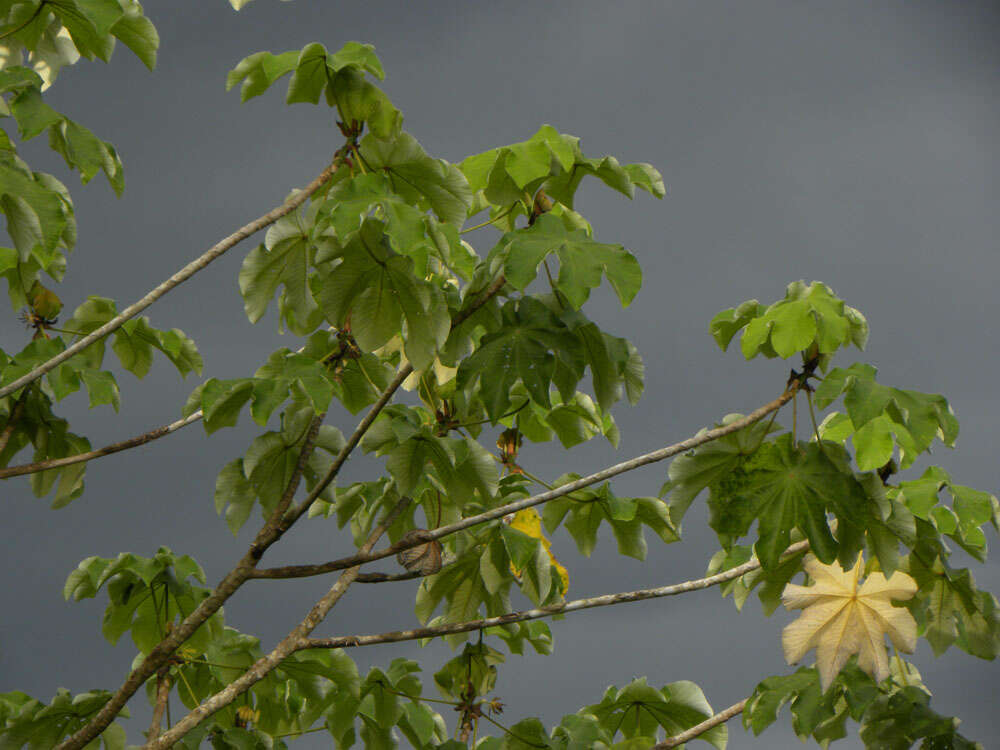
left=328, top=66, right=401, bottom=140
left=214, top=459, right=255, bottom=535
left=902, top=519, right=1000, bottom=659
left=497, top=213, right=640, bottom=308
left=544, top=481, right=676, bottom=559
left=461, top=125, right=664, bottom=216
left=110, top=6, right=159, bottom=70
left=384, top=433, right=455, bottom=496
left=457, top=298, right=578, bottom=420
left=860, top=686, right=982, bottom=749
left=661, top=414, right=779, bottom=527
left=239, top=210, right=321, bottom=334
left=226, top=50, right=300, bottom=102
left=705, top=435, right=869, bottom=569
left=319, top=172, right=429, bottom=260
left=316, top=218, right=449, bottom=370
left=10, top=87, right=62, bottom=139
left=0, top=161, right=72, bottom=260
left=716, top=281, right=867, bottom=361
left=48, top=116, right=125, bottom=194
left=359, top=132, right=472, bottom=226
left=813, top=363, right=959, bottom=469
left=710, top=299, right=763, bottom=351
left=199, top=378, right=254, bottom=433
left=585, top=678, right=723, bottom=747
left=78, top=368, right=119, bottom=411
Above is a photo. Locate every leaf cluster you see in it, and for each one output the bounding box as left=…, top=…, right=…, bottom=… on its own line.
left=711, top=280, right=869, bottom=365
left=745, top=662, right=981, bottom=749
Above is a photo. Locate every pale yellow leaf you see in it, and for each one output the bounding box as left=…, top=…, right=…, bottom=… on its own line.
left=781, top=554, right=917, bottom=691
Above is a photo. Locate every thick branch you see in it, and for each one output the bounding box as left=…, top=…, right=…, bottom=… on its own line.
left=145, top=498, right=413, bottom=749
left=254, top=387, right=797, bottom=580
left=299, top=540, right=809, bottom=650
left=0, top=411, right=202, bottom=479
left=655, top=698, right=747, bottom=749
left=0, top=160, right=339, bottom=401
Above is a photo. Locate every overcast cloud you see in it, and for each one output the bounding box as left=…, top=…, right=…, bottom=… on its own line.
left=2, top=2, right=999, bottom=748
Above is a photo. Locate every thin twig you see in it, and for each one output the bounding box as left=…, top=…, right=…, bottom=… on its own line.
left=144, top=497, right=413, bottom=749
left=654, top=698, right=747, bottom=749
left=253, top=387, right=798, bottom=580
left=298, top=540, right=809, bottom=650
left=0, top=160, right=340, bottom=401
left=1, top=324, right=350, bottom=480
left=0, top=411, right=202, bottom=479
left=255, top=555, right=458, bottom=583
left=145, top=672, right=171, bottom=741
left=0, top=385, right=31, bottom=456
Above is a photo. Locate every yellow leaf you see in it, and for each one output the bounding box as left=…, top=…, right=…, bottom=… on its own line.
left=781, top=554, right=917, bottom=691
left=508, top=508, right=569, bottom=594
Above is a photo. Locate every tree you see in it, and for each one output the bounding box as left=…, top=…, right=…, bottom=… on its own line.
left=1, top=2, right=997, bottom=748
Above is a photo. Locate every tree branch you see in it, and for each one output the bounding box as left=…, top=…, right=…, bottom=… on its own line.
left=0, top=410, right=202, bottom=479
left=144, top=497, right=413, bottom=749
left=253, top=386, right=798, bottom=581
left=298, top=540, right=809, bottom=650
left=254, top=554, right=458, bottom=583
left=55, top=413, right=327, bottom=750
left=278, top=273, right=508, bottom=529
left=0, top=160, right=340, bottom=401
left=654, top=698, right=747, bottom=749
left=145, top=671, right=171, bottom=741
left=0, top=326, right=345, bottom=480
left=56, top=272, right=509, bottom=750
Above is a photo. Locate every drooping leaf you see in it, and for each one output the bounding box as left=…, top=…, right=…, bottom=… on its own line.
left=358, top=132, right=472, bottom=226
left=814, top=362, right=959, bottom=469
left=316, top=218, right=450, bottom=370
left=239, top=209, right=322, bottom=335
left=496, top=213, right=640, bottom=308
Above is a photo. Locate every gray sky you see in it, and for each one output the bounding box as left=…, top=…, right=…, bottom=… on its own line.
left=2, top=2, right=999, bottom=747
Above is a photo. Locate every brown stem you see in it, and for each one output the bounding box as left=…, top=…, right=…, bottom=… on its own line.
left=253, top=387, right=797, bottom=581
left=654, top=698, right=747, bottom=749
left=145, top=671, right=171, bottom=740
left=0, top=411, right=201, bottom=479
left=298, top=540, right=809, bottom=651
left=0, top=160, right=340, bottom=401
left=144, top=497, right=412, bottom=748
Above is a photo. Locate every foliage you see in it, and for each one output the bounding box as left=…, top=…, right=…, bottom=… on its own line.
left=0, top=8, right=996, bottom=750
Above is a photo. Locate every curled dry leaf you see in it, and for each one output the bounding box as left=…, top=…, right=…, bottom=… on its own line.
left=396, top=529, right=443, bottom=576
left=781, top=554, right=918, bottom=691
